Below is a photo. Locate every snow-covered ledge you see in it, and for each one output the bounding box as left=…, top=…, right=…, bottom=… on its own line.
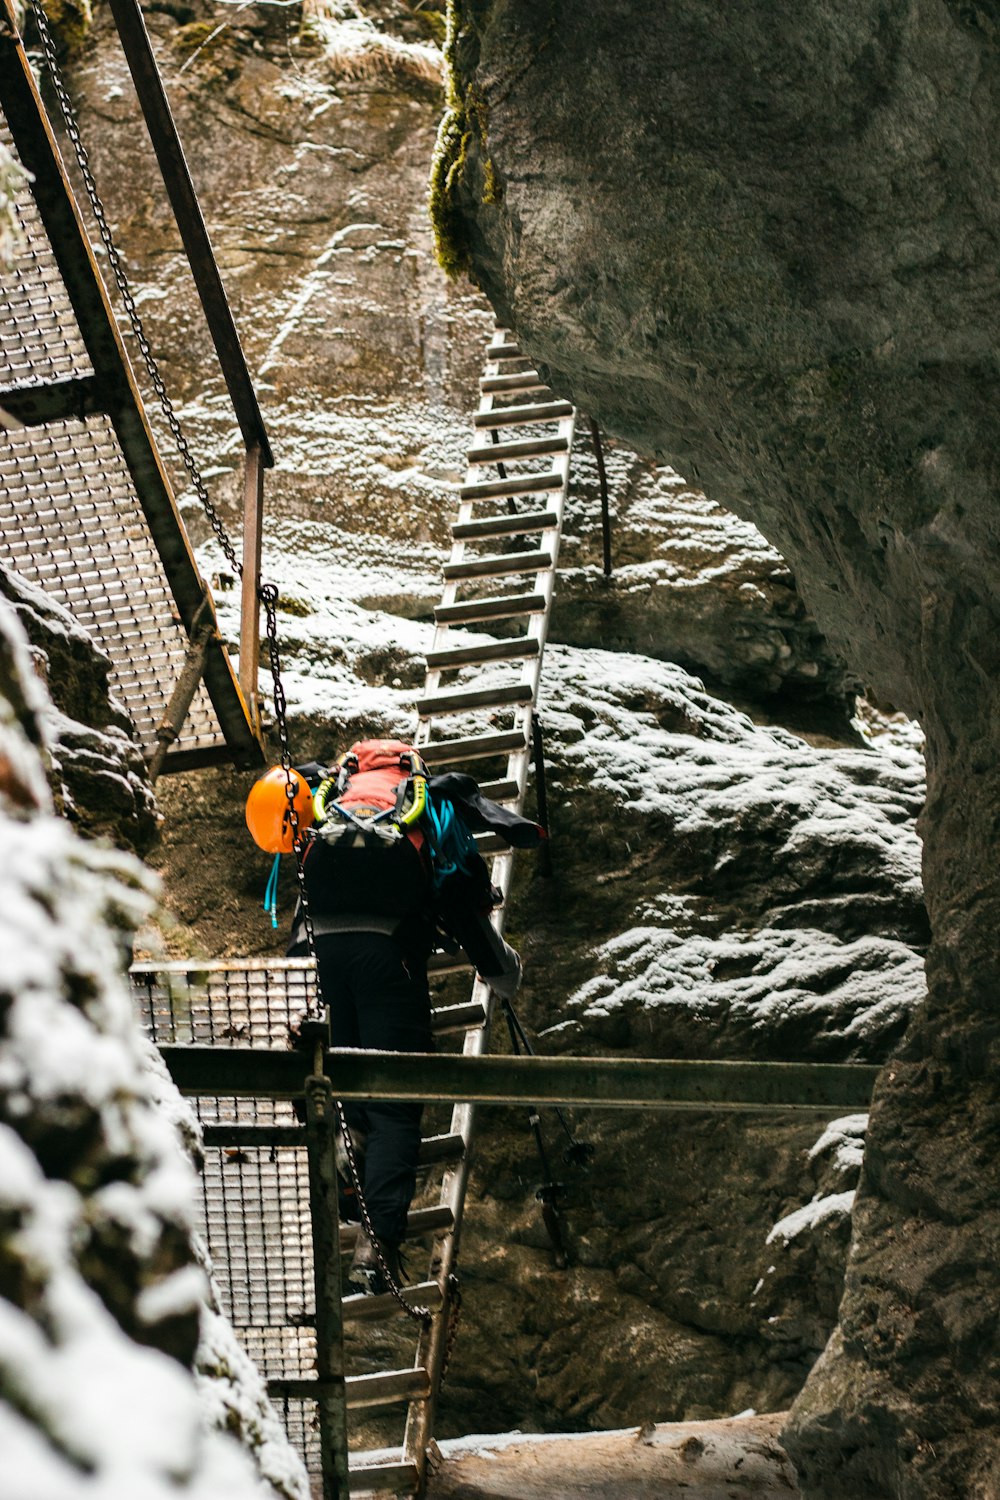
left=0, top=594, right=308, bottom=1499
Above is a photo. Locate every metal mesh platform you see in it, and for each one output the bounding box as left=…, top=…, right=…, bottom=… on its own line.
left=135, top=960, right=325, bottom=1485
left=0, top=412, right=220, bottom=751
left=0, top=78, right=258, bottom=768
left=0, top=123, right=90, bottom=387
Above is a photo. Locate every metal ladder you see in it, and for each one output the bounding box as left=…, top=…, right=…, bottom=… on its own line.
left=345, top=332, right=575, bottom=1493
left=132, top=330, right=575, bottom=1497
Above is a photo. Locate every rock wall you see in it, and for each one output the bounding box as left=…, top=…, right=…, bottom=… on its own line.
left=0, top=565, right=157, bottom=854
left=435, top=2, right=1000, bottom=1495
left=40, top=0, right=952, bottom=1486
left=0, top=594, right=308, bottom=1500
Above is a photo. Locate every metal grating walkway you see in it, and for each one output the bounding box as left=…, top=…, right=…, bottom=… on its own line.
left=0, top=13, right=261, bottom=770
left=133, top=330, right=576, bottom=1496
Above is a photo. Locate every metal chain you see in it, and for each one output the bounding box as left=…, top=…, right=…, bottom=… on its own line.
left=260, top=581, right=320, bottom=995
left=333, top=1093, right=430, bottom=1327
left=260, top=585, right=430, bottom=1326
left=29, top=0, right=242, bottom=579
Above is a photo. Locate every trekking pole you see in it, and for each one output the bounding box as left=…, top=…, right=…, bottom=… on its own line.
left=502, top=997, right=595, bottom=1167
left=500, top=1000, right=569, bottom=1268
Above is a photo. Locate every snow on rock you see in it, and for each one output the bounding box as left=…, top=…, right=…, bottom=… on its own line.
left=0, top=564, right=157, bottom=853
left=534, top=645, right=926, bottom=1061
left=751, top=1115, right=869, bottom=1367
left=0, top=596, right=305, bottom=1500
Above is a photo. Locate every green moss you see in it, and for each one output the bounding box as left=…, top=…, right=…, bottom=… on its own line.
left=172, top=19, right=225, bottom=55
left=276, top=594, right=313, bottom=618
left=428, top=0, right=497, bottom=279
left=44, top=0, right=91, bottom=54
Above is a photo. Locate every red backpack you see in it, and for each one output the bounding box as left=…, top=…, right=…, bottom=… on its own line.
left=302, top=740, right=433, bottom=919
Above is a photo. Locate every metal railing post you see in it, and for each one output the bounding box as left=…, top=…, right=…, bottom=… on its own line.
left=304, top=1055, right=351, bottom=1500
left=240, top=443, right=264, bottom=728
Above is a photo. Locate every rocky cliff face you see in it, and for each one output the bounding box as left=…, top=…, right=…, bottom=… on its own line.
left=0, top=594, right=308, bottom=1500
left=28, top=0, right=955, bottom=1488
left=0, top=565, right=157, bottom=854
left=436, top=2, right=1000, bottom=1495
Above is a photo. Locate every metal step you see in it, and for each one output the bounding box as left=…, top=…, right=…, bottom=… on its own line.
left=417, top=1131, right=466, bottom=1165
left=478, top=778, right=521, bottom=802
left=467, top=434, right=569, bottom=465
left=420, top=729, right=528, bottom=765
left=434, top=591, right=545, bottom=626
left=486, top=341, right=523, bottom=359
left=480, top=371, right=547, bottom=394
left=472, top=399, right=573, bottom=428
left=460, top=470, right=563, bottom=502
left=347, top=1368, right=432, bottom=1411
left=416, top=682, right=533, bottom=717
left=424, top=637, right=539, bottom=671
left=452, top=510, right=558, bottom=541
left=443, top=549, right=553, bottom=582
left=427, top=949, right=474, bottom=976
left=268, top=1368, right=432, bottom=1411
left=348, top=1458, right=420, bottom=1494
left=475, top=831, right=506, bottom=853
left=339, top=1204, right=454, bottom=1251
left=342, top=1279, right=443, bottom=1324
left=431, top=999, right=489, bottom=1034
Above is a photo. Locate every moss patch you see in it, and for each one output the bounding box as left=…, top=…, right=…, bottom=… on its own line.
left=42, top=0, right=92, bottom=54
left=428, top=0, right=497, bottom=278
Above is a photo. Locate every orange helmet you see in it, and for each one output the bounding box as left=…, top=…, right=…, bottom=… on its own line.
left=245, top=766, right=314, bottom=853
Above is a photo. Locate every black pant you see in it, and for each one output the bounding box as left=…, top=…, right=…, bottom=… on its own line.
left=313, top=930, right=432, bottom=1246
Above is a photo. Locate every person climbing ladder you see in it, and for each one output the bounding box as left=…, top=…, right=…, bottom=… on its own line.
left=246, top=738, right=544, bottom=1295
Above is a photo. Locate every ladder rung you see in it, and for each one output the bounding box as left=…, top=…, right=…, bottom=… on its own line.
left=434, top=592, right=545, bottom=626
left=443, top=549, right=553, bottom=581
left=418, top=1131, right=466, bottom=1165
left=473, top=399, right=573, bottom=428
left=486, top=341, right=523, bottom=359
left=478, top=778, right=520, bottom=802
left=460, top=470, right=563, bottom=501
left=348, top=1459, right=420, bottom=1492
left=340, top=1204, right=454, bottom=1251
left=431, top=999, right=489, bottom=1033
left=416, top=682, right=533, bottom=717
left=420, top=730, right=528, bottom=764
left=347, top=1368, right=432, bottom=1410
left=267, top=1369, right=432, bottom=1410
left=452, top=510, right=558, bottom=541
left=427, top=949, right=474, bottom=976
left=475, top=831, right=506, bottom=853
left=480, top=371, right=546, bottom=393
left=467, top=434, right=569, bottom=465
left=424, top=637, right=539, bottom=670
left=342, top=1279, right=443, bottom=1323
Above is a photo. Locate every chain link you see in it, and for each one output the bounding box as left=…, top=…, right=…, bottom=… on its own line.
left=30, top=0, right=243, bottom=579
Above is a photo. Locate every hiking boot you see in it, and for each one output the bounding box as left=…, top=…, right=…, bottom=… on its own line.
left=346, top=1230, right=404, bottom=1297
left=335, top=1126, right=366, bottom=1224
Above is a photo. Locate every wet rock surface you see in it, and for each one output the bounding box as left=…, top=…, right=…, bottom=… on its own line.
left=0, top=596, right=306, bottom=1500
left=48, top=0, right=945, bottom=1484
left=0, top=565, right=157, bottom=854
left=440, top=2, right=1000, bottom=1494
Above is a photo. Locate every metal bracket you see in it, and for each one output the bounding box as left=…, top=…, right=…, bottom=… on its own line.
left=147, top=601, right=214, bottom=780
